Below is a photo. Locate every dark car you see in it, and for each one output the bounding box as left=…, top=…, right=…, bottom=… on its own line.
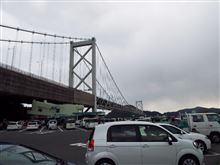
left=0, top=142, right=77, bottom=165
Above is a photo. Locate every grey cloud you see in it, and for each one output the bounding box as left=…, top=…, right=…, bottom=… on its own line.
left=1, top=1, right=219, bottom=112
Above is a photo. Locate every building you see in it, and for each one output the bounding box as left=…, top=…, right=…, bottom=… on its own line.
left=28, top=100, right=84, bottom=118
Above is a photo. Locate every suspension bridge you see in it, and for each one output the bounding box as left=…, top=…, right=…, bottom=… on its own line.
left=0, top=24, right=143, bottom=115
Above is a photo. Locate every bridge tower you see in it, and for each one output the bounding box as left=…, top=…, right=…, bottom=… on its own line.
left=69, top=38, right=97, bottom=112
left=136, top=100, right=143, bottom=111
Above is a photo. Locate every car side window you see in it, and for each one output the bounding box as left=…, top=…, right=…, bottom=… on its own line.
left=207, top=114, right=220, bottom=123
left=192, top=115, right=204, bottom=122
left=107, top=125, right=138, bottom=142
left=138, top=125, right=169, bottom=142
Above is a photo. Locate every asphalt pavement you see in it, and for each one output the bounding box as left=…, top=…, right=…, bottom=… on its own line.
left=0, top=127, right=219, bottom=165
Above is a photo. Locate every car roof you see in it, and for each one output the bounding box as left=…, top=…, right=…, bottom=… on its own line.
left=97, top=121, right=156, bottom=128
left=155, top=123, right=173, bottom=126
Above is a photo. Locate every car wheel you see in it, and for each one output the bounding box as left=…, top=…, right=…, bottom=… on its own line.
left=96, top=159, right=115, bottom=165
left=195, top=140, right=206, bottom=153
left=179, top=155, right=199, bottom=165
left=210, top=133, right=220, bottom=143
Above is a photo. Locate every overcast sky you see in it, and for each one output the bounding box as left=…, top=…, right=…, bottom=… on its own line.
left=0, top=0, right=219, bottom=112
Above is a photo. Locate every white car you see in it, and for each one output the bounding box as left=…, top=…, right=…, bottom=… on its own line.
left=85, top=118, right=99, bottom=129
left=47, top=120, right=58, bottom=130
left=64, top=119, right=76, bottom=129
left=186, top=113, right=220, bottom=143
left=85, top=121, right=204, bottom=165
left=157, top=123, right=211, bottom=153
left=26, top=121, right=40, bottom=130
left=7, top=121, right=23, bottom=130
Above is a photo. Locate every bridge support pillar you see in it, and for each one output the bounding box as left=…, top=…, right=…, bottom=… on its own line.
left=69, top=38, right=97, bottom=112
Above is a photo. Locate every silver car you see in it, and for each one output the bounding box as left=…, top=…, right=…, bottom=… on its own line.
left=156, top=123, right=211, bottom=153
left=85, top=121, right=204, bottom=165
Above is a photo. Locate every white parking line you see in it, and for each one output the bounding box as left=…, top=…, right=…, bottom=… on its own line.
left=19, top=128, right=27, bottom=132
left=58, top=126, right=63, bottom=132
left=205, top=151, right=220, bottom=157
left=70, top=143, right=86, bottom=148
left=39, top=130, right=55, bottom=134
left=39, top=126, right=45, bottom=133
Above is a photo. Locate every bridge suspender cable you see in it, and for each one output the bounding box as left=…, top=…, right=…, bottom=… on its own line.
left=96, top=44, right=128, bottom=105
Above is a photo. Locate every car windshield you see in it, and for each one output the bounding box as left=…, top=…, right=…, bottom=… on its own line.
left=161, top=125, right=184, bottom=135
left=0, top=144, right=60, bottom=165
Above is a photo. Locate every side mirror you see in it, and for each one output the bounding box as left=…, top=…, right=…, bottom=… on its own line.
left=168, top=136, right=173, bottom=145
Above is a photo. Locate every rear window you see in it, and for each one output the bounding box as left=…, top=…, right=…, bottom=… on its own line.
left=8, top=122, right=16, bottom=125
left=66, top=119, right=75, bottom=123
left=49, top=120, right=57, bottom=124
left=107, top=125, right=138, bottom=142
left=28, top=122, right=37, bottom=125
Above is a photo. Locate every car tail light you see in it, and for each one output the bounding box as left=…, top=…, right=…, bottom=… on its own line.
left=88, top=139, right=94, bottom=151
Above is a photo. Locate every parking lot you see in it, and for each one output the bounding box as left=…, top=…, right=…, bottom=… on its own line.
left=0, top=127, right=220, bottom=165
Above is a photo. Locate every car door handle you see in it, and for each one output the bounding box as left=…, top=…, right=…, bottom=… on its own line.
left=142, top=144, right=149, bottom=148
left=108, top=145, right=117, bottom=148
left=210, top=125, right=213, bottom=127
left=193, top=125, right=197, bottom=127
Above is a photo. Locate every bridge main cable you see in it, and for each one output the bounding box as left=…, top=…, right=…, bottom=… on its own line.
left=0, top=39, right=70, bottom=45
left=0, top=24, right=89, bottom=41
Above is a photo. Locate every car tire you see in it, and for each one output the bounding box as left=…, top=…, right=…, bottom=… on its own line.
left=179, top=155, right=199, bottom=165
left=95, top=159, right=115, bottom=165
left=210, top=133, right=220, bottom=143
left=195, top=140, right=207, bottom=153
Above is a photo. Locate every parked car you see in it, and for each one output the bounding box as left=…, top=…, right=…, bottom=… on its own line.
left=157, top=123, right=211, bottom=153
left=0, top=142, right=77, bottom=165
left=6, top=121, right=23, bottom=130
left=47, top=120, right=58, bottom=130
left=75, top=120, right=81, bottom=126
left=85, top=121, right=204, bottom=165
left=136, top=117, right=152, bottom=122
left=26, top=121, right=40, bottom=130
left=64, top=119, right=76, bottom=129
left=186, top=113, right=220, bottom=143
left=80, top=118, right=88, bottom=128
left=85, top=118, right=99, bottom=129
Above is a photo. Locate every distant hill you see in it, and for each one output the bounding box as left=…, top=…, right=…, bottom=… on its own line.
left=164, top=107, right=220, bottom=117
left=105, top=106, right=220, bottom=118
left=143, top=111, right=162, bottom=117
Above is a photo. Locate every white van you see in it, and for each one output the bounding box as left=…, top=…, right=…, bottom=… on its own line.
left=85, top=121, right=204, bottom=165
left=186, top=113, right=220, bottom=143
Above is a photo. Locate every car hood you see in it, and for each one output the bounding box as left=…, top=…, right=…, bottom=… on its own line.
left=188, top=132, right=206, bottom=137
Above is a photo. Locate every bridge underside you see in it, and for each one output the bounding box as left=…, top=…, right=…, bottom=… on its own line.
left=0, top=66, right=126, bottom=111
